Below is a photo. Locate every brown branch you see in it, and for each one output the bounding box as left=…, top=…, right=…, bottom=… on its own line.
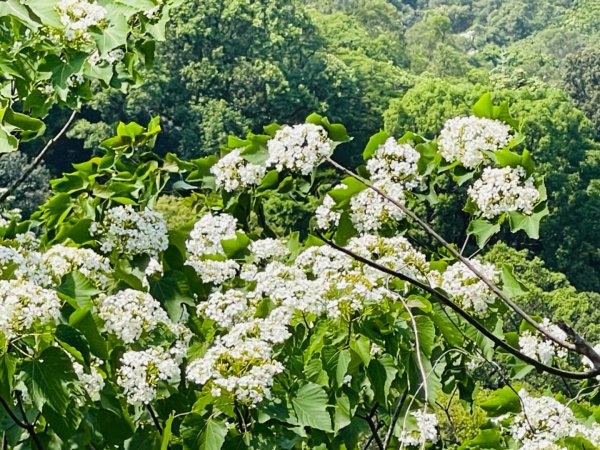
left=0, top=110, right=77, bottom=204
left=319, top=234, right=600, bottom=380
left=325, top=156, right=600, bottom=368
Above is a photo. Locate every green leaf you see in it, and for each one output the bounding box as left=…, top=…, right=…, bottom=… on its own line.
left=472, top=93, right=493, bottom=119
left=363, top=130, right=389, bottom=160
left=91, top=15, right=128, bottom=55
left=367, top=359, right=397, bottom=405
left=69, top=308, right=108, bottom=359
left=21, top=347, right=78, bottom=414
left=3, top=109, right=46, bottom=141
left=200, top=417, right=228, bottom=450
left=507, top=203, right=549, bottom=239
left=57, top=271, right=100, bottom=308
left=349, top=336, right=371, bottom=366
left=336, top=349, right=351, bottom=387
left=467, top=219, right=501, bottom=248
left=0, top=0, right=41, bottom=28
left=479, top=386, right=521, bottom=416
left=220, top=232, right=250, bottom=259
left=55, top=324, right=91, bottom=365
left=414, top=315, right=435, bottom=358
left=500, top=265, right=528, bottom=298
left=458, top=429, right=501, bottom=449
left=0, top=352, right=16, bottom=401
left=291, top=382, right=332, bottom=431
left=161, top=413, right=174, bottom=450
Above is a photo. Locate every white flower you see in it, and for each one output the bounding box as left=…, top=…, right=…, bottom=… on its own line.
left=73, top=359, right=104, bottom=401
left=439, top=260, right=499, bottom=314
left=249, top=238, right=289, bottom=263
left=315, top=195, right=341, bottom=230
left=42, top=245, right=111, bottom=288
left=349, top=182, right=405, bottom=233
left=0, top=279, right=62, bottom=340
left=117, top=347, right=180, bottom=405
left=97, top=289, right=171, bottom=343
left=185, top=213, right=243, bottom=284
left=90, top=205, right=169, bottom=257
left=186, top=337, right=283, bottom=405
left=266, top=124, right=333, bottom=175
left=199, top=290, right=253, bottom=329
left=468, top=166, right=540, bottom=219
left=186, top=213, right=238, bottom=257
left=519, top=318, right=568, bottom=365
left=399, top=410, right=439, bottom=447
left=366, top=138, right=422, bottom=189
left=211, top=149, right=266, bottom=192
left=503, top=389, right=600, bottom=448
left=55, top=0, right=107, bottom=42
left=438, top=116, right=512, bottom=168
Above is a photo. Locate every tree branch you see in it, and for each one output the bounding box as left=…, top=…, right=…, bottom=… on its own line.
left=383, top=389, right=408, bottom=448
left=0, top=110, right=77, bottom=205
left=325, top=156, right=600, bottom=368
left=319, top=234, right=600, bottom=380
left=15, top=392, right=43, bottom=450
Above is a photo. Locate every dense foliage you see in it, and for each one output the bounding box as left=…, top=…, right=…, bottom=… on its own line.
left=2, top=1, right=600, bottom=449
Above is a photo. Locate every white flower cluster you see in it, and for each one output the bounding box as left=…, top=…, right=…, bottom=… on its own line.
left=199, top=289, right=251, bottom=329
left=315, top=195, right=341, bottom=230
left=350, top=182, right=405, bottom=233
left=438, top=116, right=512, bottom=168
left=468, top=166, right=540, bottom=219
left=249, top=238, right=289, bottom=263
left=55, top=0, right=107, bottom=42
left=0, top=279, right=61, bottom=340
left=438, top=260, right=499, bottom=314
left=73, top=359, right=104, bottom=401
left=211, top=149, right=266, bottom=192
left=117, top=347, right=180, bottom=405
left=366, top=138, right=422, bottom=190
left=186, top=337, right=284, bottom=404
left=90, top=205, right=169, bottom=257
left=519, top=318, right=568, bottom=365
left=399, top=410, right=439, bottom=447
left=42, top=245, right=111, bottom=288
left=97, top=289, right=171, bottom=343
left=185, top=213, right=241, bottom=284
left=266, top=124, right=333, bottom=175
left=502, top=389, right=600, bottom=448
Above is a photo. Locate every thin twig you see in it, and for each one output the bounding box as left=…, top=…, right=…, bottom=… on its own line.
left=0, top=396, right=27, bottom=429
left=0, top=110, right=77, bottom=204
left=146, top=404, right=163, bottom=434
left=15, top=392, right=43, bottom=450
left=383, top=389, right=408, bottom=448
left=325, top=156, right=600, bottom=368
left=319, top=234, right=600, bottom=380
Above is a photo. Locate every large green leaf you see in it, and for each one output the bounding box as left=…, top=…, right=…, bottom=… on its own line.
left=291, top=382, right=332, bottom=431
left=20, top=347, right=78, bottom=414
left=467, top=219, right=501, bottom=248
left=508, top=203, right=549, bottom=239
left=480, top=386, right=521, bottom=416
